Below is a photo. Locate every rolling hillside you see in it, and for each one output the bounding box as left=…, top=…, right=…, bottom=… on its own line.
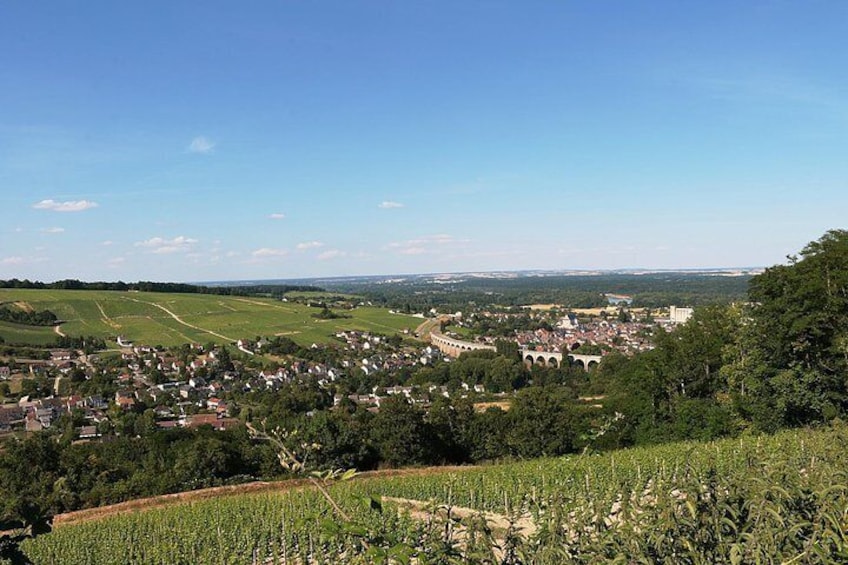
left=0, top=289, right=419, bottom=347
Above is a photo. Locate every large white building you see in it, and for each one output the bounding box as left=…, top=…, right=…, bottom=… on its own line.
left=669, top=306, right=694, bottom=324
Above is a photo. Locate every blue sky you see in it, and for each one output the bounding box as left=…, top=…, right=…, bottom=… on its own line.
left=2, top=1, right=847, bottom=282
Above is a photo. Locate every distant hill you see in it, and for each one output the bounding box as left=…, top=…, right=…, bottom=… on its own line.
left=0, top=288, right=417, bottom=347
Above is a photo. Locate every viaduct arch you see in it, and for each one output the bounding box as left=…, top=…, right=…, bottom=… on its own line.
left=520, top=349, right=602, bottom=372
left=429, top=331, right=496, bottom=358
left=428, top=332, right=601, bottom=372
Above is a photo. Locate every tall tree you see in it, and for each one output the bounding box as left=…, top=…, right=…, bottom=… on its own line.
left=369, top=396, right=434, bottom=467
left=725, top=229, right=848, bottom=429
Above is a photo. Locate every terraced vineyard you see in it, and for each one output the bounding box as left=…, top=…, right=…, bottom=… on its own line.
left=20, top=425, right=848, bottom=564
left=0, top=289, right=418, bottom=347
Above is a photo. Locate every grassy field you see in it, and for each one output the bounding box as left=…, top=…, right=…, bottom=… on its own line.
left=283, top=290, right=361, bottom=300
left=0, top=320, right=58, bottom=346
left=0, top=289, right=418, bottom=347
left=21, top=425, right=848, bottom=564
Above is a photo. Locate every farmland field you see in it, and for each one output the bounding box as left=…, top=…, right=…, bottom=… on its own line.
left=21, top=424, right=848, bottom=564
left=0, top=289, right=419, bottom=347
left=0, top=320, right=57, bottom=346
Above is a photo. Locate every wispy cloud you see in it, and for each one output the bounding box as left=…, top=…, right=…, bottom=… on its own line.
left=33, top=199, right=99, bottom=212
left=296, top=241, right=324, bottom=251
left=690, top=74, right=848, bottom=119
left=378, top=201, right=404, bottom=209
left=0, top=255, right=47, bottom=266
left=387, top=234, right=468, bottom=255
left=41, top=227, right=65, bottom=234
left=188, top=136, right=215, bottom=154
left=251, top=247, right=288, bottom=258
left=101, top=240, right=114, bottom=246
left=135, top=236, right=198, bottom=254
left=268, top=213, right=286, bottom=220
left=317, top=249, right=345, bottom=261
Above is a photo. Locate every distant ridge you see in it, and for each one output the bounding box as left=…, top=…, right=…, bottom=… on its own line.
left=195, top=267, right=764, bottom=287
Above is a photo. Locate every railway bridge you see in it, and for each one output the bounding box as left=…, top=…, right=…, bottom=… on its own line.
left=521, top=349, right=602, bottom=371
left=428, top=332, right=601, bottom=371
left=429, top=331, right=496, bottom=357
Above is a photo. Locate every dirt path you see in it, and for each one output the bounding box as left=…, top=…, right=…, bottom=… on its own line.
left=384, top=496, right=536, bottom=560
left=52, top=465, right=476, bottom=528
left=232, top=297, right=296, bottom=313
left=95, top=301, right=121, bottom=330
left=123, top=297, right=236, bottom=342
left=384, top=496, right=536, bottom=538
left=53, top=325, right=66, bottom=338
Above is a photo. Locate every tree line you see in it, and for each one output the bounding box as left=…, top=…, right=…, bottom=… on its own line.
left=0, top=306, right=58, bottom=326
left=0, top=279, right=322, bottom=298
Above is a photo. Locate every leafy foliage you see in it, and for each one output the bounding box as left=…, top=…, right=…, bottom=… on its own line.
left=0, top=306, right=57, bottom=327
left=20, top=425, right=848, bottom=564
left=723, top=229, right=848, bottom=430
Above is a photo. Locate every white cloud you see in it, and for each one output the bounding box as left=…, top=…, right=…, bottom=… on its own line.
left=296, top=241, right=324, bottom=251
left=0, top=255, right=47, bottom=266
left=387, top=234, right=467, bottom=255
left=135, top=235, right=198, bottom=254
left=268, top=213, right=286, bottom=220
left=41, top=227, right=65, bottom=234
left=33, top=199, right=99, bottom=212
left=252, top=247, right=288, bottom=258
left=101, top=240, right=114, bottom=246
left=317, top=249, right=345, bottom=261
left=378, top=201, right=404, bottom=209
left=188, top=136, right=215, bottom=154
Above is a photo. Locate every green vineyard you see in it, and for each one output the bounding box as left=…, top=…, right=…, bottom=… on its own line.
left=0, top=289, right=418, bottom=347
left=19, top=424, right=848, bottom=564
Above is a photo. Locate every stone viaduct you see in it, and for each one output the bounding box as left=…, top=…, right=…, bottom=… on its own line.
left=429, top=331, right=496, bottom=357
left=520, top=349, right=602, bottom=371
left=429, top=331, right=601, bottom=371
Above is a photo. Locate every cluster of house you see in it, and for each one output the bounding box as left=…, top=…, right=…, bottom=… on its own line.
left=1, top=305, right=692, bottom=442
left=0, top=331, right=460, bottom=440
left=335, top=381, right=487, bottom=410
left=515, top=317, right=655, bottom=355
left=0, top=394, right=108, bottom=434
left=335, top=330, right=445, bottom=372
left=0, top=385, right=239, bottom=437
left=9, top=349, right=79, bottom=377
left=444, top=304, right=699, bottom=357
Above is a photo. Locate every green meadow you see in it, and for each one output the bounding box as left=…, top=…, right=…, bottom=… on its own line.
left=0, top=289, right=419, bottom=347
left=0, top=320, right=58, bottom=346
